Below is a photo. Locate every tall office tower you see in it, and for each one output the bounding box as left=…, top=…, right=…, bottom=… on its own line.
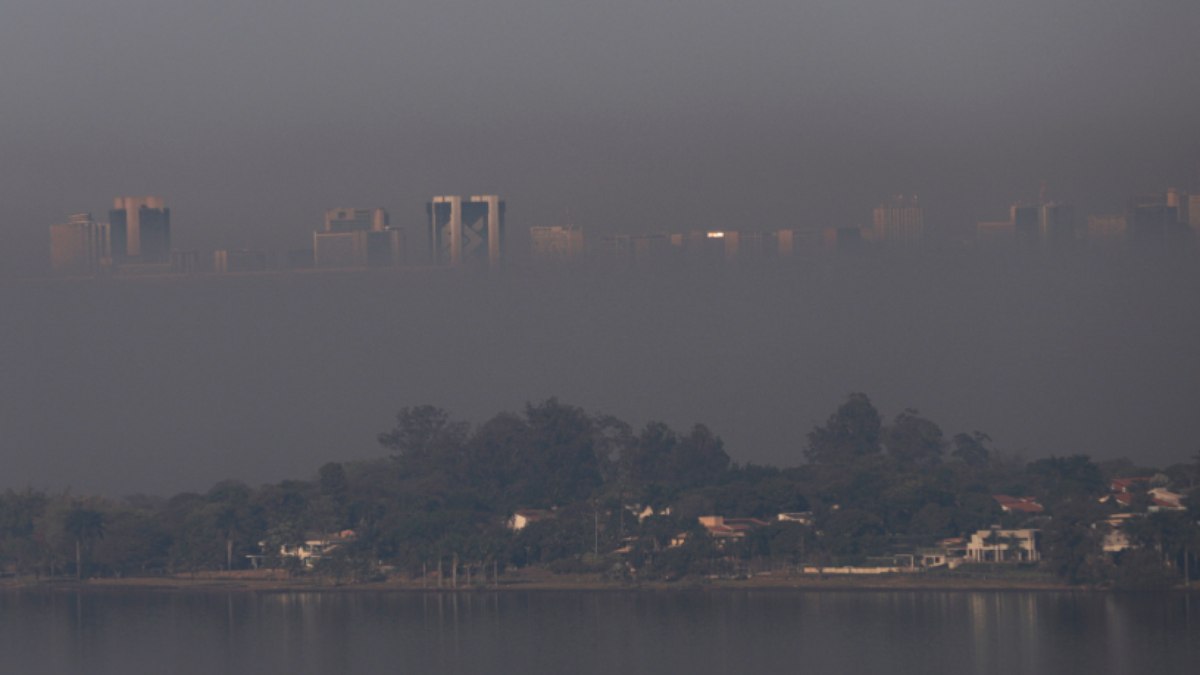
left=1039, top=203, right=1076, bottom=252
left=49, top=213, right=110, bottom=275
left=1126, top=193, right=1182, bottom=246
left=871, top=195, right=924, bottom=245
left=427, top=195, right=505, bottom=266
left=530, top=225, right=584, bottom=263
left=313, top=207, right=403, bottom=269
left=685, top=230, right=740, bottom=262
left=1166, top=187, right=1181, bottom=212
left=1010, top=205, right=1040, bottom=249
left=109, top=196, right=170, bottom=263
left=776, top=229, right=795, bottom=257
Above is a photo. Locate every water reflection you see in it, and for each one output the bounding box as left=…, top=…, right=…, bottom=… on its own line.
left=1, top=590, right=1198, bottom=675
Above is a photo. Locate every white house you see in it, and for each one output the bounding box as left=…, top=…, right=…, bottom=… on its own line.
left=277, top=530, right=357, bottom=568
left=506, top=509, right=555, bottom=532
left=966, top=528, right=1040, bottom=563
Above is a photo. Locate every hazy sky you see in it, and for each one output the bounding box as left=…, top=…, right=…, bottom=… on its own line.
left=2, top=0, right=1198, bottom=274
left=2, top=2, right=1200, bottom=495
left=4, top=256, right=1200, bottom=495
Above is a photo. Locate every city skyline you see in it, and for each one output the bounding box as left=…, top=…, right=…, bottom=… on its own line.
left=3, top=0, right=1200, bottom=500
left=3, top=2, right=1198, bottom=278
left=39, top=178, right=1200, bottom=276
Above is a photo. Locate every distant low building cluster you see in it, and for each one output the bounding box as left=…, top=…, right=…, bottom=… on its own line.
left=314, top=208, right=404, bottom=270
left=48, top=194, right=506, bottom=277
left=49, top=197, right=172, bottom=276
left=975, top=187, right=1199, bottom=253
left=46, top=183, right=1200, bottom=277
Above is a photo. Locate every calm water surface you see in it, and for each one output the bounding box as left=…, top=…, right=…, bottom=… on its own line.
left=1, top=589, right=1196, bottom=675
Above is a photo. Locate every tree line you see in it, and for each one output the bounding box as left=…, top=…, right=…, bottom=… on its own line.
left=2, top=395, right=1198, bottom=587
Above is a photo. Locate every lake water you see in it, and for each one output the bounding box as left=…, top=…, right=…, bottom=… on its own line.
left=1, top=589, right=1197, bottom=674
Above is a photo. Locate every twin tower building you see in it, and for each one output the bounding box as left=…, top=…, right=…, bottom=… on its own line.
left=50, top=194, right=506, bottom=275
left=315, top=195, right=505, bottom=269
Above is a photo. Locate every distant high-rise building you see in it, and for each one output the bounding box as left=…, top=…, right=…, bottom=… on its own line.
left=776, top=229, right=796, bottom=256
left=738, top=231, right=794, bottom=259
left=530, top=225, right=584, bottom=263
left=1039, top=203, right=1076, bottom=252
left=872, top=195, right=924, bottom=245
left=823, top=226, right=866, bottom=252
left=679, top=230, right=741, bottom=263
left=1126, top=193, right=1184, bottom=247
left=109, top=196, right=170, bottom=263
left=1187, top=194, right=1200, bottom=231
left=49, top=212, right=110, bottom=275
left=1001, top=202, right=1077, bottom=252
left=313, top=207, right=403, bottom=269
left=428, top=195, right=505, bottom=267
left=1010, top=204, right=1040, bottom=249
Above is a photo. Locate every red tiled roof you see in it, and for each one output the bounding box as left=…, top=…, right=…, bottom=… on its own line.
left=1110, top=477, right=1152, bottom=493
left=993, top=495, right=1044, bottom=513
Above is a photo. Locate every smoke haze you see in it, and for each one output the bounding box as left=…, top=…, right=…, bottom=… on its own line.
left=2, top=1, right=1199, bottom=275
left=1, top=1, right=1198, bottom=493
left=3, top=254, right=1198, bottom=495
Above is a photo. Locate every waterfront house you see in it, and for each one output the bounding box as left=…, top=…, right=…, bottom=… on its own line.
left=506, top=508, right=556, bottom=532
left=277, top=529, right=357, bottom=568
left=992, top=495, right=1044, bottom=514
left=966, top=528, right=1040, bottom=563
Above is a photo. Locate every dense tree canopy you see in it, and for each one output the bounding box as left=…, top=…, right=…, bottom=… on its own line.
left=2, top=395, right=1197, bottom=588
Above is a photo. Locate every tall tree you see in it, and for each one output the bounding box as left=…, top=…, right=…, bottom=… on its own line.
left=805, top=393, right=882, bottom=465
left=1025, top=455, right=1105, bottom=505
left=523, top=398, right=605, bottom=505
left=950, top=431, right=991, bottom=468
left=669, top=424, right=731, bottom=489
left=884, top=409, right=944, bottom=469
left=378, top=405, right=469, bottom=470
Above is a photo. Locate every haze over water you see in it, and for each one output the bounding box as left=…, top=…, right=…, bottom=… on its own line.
left=3, top=253, right=1198, bottom=495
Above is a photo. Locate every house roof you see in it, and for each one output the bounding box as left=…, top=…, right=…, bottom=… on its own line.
left=992, top=495, right=1044, bottom=513
left=723, top=517, right=770, bottom=529
left=1110, top=477, right=1153, bottom=493
left=698, top=515, right=769, bottom=538
left=1105, top=491, right=1186, bottom=511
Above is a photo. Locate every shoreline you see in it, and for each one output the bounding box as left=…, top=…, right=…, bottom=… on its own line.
left=2, top=569, right=1170, bottom=594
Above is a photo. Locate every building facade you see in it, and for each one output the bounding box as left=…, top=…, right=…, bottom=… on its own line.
left=1039, top=203, right=1076, bottom=252
left=427, top=195, right=505, bottom=267
left=109, top=196, right=170, bottom=263
left=872, top=195, right=924, bottom=245
left=313, top=207, right=403, bottom=269
left=49, top=212, right=110, bottom=275
left=530, top=225, right=584, bottom=263
left=1127, top=193, right=1186, bottom=247
left=966, top=528, right=1041, bottom=563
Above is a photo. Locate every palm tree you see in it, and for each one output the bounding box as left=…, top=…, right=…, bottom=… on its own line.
left=63, top=504, right=105, bottom=581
